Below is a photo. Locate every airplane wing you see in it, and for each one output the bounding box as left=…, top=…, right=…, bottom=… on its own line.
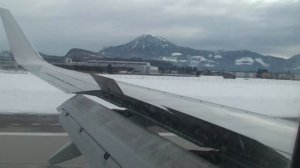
left=0, top=7, right=298, bottom=168
left=48, top=94, right=216, bottom=168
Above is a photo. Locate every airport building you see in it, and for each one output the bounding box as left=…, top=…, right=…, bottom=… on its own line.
left=87, top=60, right=152, bottom=74
left=0, top=57, right=19, bottom=70
left=62, top=58, right=159, bottom=74
left=234, top=72, right=256, bottom=78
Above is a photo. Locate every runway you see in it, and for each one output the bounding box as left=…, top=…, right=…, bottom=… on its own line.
left=0, top=114, right=87, bottom=168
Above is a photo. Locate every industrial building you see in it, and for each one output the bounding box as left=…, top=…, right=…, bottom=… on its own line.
left=61, top=58, right=159, bottom=74
left=86, top=60, right=152, bottom=74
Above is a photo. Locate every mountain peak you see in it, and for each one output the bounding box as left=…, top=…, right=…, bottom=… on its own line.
left=136, top=34, right=167, bottom=41
left=99, top=34, right=179, bottom=58
left=129, top=34, right=174, bottom=49
left=99, top=34, right=209, bottom=58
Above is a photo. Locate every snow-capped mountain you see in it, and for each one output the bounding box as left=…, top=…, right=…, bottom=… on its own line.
left=99, top=34, right=211, bottom=59
left=99, top=35, right=299, bottom=72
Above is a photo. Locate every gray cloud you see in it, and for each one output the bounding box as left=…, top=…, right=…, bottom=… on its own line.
left=0, top=0, right=299, bottom=58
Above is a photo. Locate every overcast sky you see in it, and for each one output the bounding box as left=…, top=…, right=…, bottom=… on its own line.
left=0, top=0, right=299, bottom=58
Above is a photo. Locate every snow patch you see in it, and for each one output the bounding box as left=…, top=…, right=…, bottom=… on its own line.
left=171, top=52, right=182, bottom=56
left=214, top=55, right=222, bottom=59
left=190, top=56, right=215, bottom=63
left=178, top=59, right=188, bottom=63
left=235, top=57, right=254, bottom=65
left=255, top=58, right=269, bottom=67
left=204, top=63, right=215, bottom=67
left=162, top=57, right=178, bottom=62
left=162, top=43, right=169, bottom=48
left=132, top=41, right=139, bottom=49
left=191, top=56, right=207, bottom=61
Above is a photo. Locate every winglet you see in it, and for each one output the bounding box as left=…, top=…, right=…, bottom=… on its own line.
left=0, top=7, right=47, bottom=66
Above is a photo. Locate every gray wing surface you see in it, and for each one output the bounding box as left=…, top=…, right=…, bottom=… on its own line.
left=52, top=94, right=216, bottom=168
left=0, top=7, right=99, bottom=93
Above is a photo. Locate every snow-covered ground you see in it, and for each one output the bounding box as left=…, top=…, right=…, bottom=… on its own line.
left=1, top=72, right=300, bottom=118
left=103, top=74, right=300, bottom=118
left=0, top=72, right=73, bottom=114
left=0, top=72, right=123, bottom=114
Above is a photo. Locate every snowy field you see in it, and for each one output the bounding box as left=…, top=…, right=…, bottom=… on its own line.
left=0, top=72, right=73, bottom=114
left=0, top=72, right=300, bottom=118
